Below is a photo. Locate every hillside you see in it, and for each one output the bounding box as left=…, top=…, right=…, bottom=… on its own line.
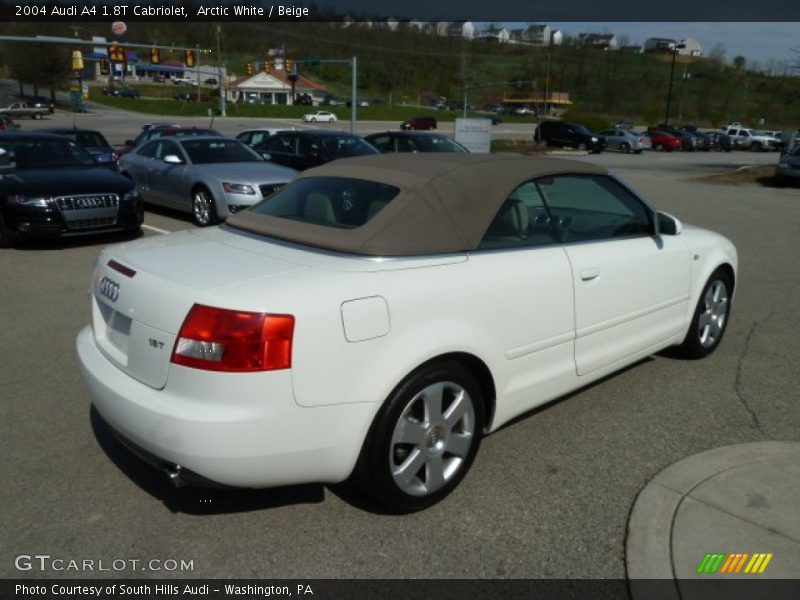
left=1, top=21, right=799, bottom=127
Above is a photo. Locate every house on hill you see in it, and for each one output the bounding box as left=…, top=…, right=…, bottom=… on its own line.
left=579, top=33, right=618, bottom=50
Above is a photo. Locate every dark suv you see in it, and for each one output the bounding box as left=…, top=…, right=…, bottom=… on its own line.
left=534, top=121, right=606, bottom=153
left=255, top=130, right=378, bottom=171
left=401, top=116, right=437, bottom=131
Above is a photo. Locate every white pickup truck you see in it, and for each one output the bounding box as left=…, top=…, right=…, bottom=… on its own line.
left=172, top=77, right=197, bottom=86
left=2, top=102, right=50, bottom=120
left=725, top=127, right=779, bottom=151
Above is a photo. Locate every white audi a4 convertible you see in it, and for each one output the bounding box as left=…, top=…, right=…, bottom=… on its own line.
left=77, top=154, right=737, bottom=511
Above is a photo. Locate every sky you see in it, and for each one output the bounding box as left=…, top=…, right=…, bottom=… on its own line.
left=501, top=22, right=800, bottom=67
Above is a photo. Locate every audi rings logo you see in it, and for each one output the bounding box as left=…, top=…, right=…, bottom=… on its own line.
left=99, top=277, right=120, bottom=302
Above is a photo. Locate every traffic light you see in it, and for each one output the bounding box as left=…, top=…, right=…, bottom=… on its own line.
left=100, top=59, right=109, bottom=75
left=185, top=49, right=196, bottom=68
left=263, top=60, right=270, bottom=74
left=150, top=47, right=160, bottom=64
left=246, top=62, right=254, bottom=76
left=285, top=58, right=293, bottom=74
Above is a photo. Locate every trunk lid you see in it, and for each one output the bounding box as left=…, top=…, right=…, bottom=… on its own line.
left=90, top=229, right=305, bottom=389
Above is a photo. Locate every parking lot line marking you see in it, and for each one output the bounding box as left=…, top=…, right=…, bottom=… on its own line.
left=142, top=224, right=171, bottom=235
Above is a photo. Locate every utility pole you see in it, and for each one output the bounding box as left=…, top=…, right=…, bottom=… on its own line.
left=351, top=56, right=357, bottom=134
left=677, top=63, right=690, bottom=121
left=544, top=40, right=553, bottom=118
left=216, top=25, right=225, bottom=117
left=664, top=45, right=679, bottom=125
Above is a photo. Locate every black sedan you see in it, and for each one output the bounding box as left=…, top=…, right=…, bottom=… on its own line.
left=364, top=131, right=469, bottom=154
left=254, top=130, right=378, bottom=171
left=0, top=133, right=143, bottom=247
left=37, top=128, right=118, bottom=169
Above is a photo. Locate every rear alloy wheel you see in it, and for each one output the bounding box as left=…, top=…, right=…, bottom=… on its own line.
left=656, top=143, right=665, bottom=152
left=355, top=361, right=484, bottom=512
left=620, top=142, right=631, bottom=153
left=191, top=187, right=219, bottom=227
left=577, top=142, right=588, bottom=151
left=677, top=268, right=732, bottom=359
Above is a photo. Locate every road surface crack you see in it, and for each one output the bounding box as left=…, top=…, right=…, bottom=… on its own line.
left=734, top=305, right=776, bottom=436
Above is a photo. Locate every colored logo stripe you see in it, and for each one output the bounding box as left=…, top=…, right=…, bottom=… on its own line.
left=697, top=553, right=726, bottom=574
left=697, top=552, right=773, bottom=574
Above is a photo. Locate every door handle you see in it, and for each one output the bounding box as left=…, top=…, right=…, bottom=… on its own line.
left=580, top=268, right=600, bottom=281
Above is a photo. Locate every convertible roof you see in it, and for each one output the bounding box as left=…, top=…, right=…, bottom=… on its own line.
left=226, top=153, right=608, bottom=256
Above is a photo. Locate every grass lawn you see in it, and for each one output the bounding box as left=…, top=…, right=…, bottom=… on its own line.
left=88, top=94, right=538, bottom=124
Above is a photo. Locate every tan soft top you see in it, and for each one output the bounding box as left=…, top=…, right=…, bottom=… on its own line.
left=226, top=153, right=607, bottom=256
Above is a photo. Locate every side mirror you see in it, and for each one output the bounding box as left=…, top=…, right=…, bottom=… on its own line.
left=261, top=152, right=272, bottom=161
left=163, top=154, right=183, bottom=165
left=657, top=211, right=682, bottom=236
left=124, top=140, right=134, bottom=147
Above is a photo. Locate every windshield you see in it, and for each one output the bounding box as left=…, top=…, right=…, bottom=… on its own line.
left=180, top=139, right=263, bottom=164
left=0, top=138, right=95, bottom=169
left=424, top=136, right=468, bottom=153
left=320, top=135, right=378, bottom=158
left=249, top=176, right=400, bottom=229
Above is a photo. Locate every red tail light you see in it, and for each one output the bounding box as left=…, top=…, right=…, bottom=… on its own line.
left=171, top=304, right=294, bottom=372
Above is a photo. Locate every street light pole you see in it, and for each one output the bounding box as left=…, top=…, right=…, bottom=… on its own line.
left=664, top=47, right=678, bottom=125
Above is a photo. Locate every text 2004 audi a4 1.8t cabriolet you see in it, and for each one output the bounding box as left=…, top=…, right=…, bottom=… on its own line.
left=77, top=154, right=737, bottom=512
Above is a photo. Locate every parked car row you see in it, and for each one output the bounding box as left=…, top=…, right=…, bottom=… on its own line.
left=0, top=117, right=483, bottom=244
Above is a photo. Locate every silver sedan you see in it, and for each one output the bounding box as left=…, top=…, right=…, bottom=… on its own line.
left=598, top=129, right=651, bottom=154
left=119, top=136, right=298, bottom=226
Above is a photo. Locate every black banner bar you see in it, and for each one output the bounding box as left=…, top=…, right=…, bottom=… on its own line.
left=3, top=579, right=800, bottom=600
left=1, top=0, right=800, bottom=22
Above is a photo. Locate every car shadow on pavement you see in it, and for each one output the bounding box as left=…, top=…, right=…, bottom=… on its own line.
left=7, top=228, right=143, bottom=251
left=89, top=407, right=325, bottom=515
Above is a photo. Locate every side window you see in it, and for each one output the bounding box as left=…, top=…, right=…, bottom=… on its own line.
left=136, top=141, right=158, bottom=158
left=535, top=175, right=653, bottom=243
left=478, top=181, right=559, bottom=250
left=299, top=136, right=322, bottom=155
left=369, top=135, right=393, bottom=153
left=235, top=132, right=251, bottom=144
left=266, top=135, right=294, bottom=153
left=154, top=141, right=181, bottom=160
left=250, top=132, right=267, bottom=146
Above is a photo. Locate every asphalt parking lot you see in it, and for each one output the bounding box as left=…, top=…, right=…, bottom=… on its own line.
left=2, top=110, right=798, bottom=581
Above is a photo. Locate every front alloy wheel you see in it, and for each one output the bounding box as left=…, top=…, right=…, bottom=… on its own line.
left=191, top=188, right=219, bottom=227
left=355, top=361, right=484, bottom=512
left=678, top=268, right=732, bottom=358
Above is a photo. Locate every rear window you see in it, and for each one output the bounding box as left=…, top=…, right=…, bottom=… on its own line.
left=61, top=131, right=109, bottom=147
left=319, top=135, right=377, bottom=158
left=249, top=177, right=400, bottom=228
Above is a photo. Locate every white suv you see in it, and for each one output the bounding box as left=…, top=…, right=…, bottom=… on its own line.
left=725, top=127, right=778, bottom=151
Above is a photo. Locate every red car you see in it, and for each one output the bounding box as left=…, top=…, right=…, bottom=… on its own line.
left=401, top=116, right=437, bottom=131
left=645, top=130, right=683, bottom=152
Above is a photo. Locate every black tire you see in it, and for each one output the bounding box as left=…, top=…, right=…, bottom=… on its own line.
left=751, top=142, right=762, bottom=152
left=577, top=142, right=588, bottom=151
left=0, top=214, right=13, bottom=248
left=191, top=186, right=219, bottom=227
left=655, top=143, right=665, bottom=152
left=620, top=142, right=631, bottom=153
left=635, top=149, right=643, bottom=154
left=677, top=268, right=733, bottom=359
left=354, top=360, right=485, bottom=512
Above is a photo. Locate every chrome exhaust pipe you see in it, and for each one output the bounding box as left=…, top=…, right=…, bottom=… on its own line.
left=165, top=465, right=187, bottom=488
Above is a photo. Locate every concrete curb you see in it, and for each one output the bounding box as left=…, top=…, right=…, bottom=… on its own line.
left=626, top=441, right=800, bottom=598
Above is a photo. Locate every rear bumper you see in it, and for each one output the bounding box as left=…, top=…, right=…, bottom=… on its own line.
left=76, top=326, right=375, bottom=488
